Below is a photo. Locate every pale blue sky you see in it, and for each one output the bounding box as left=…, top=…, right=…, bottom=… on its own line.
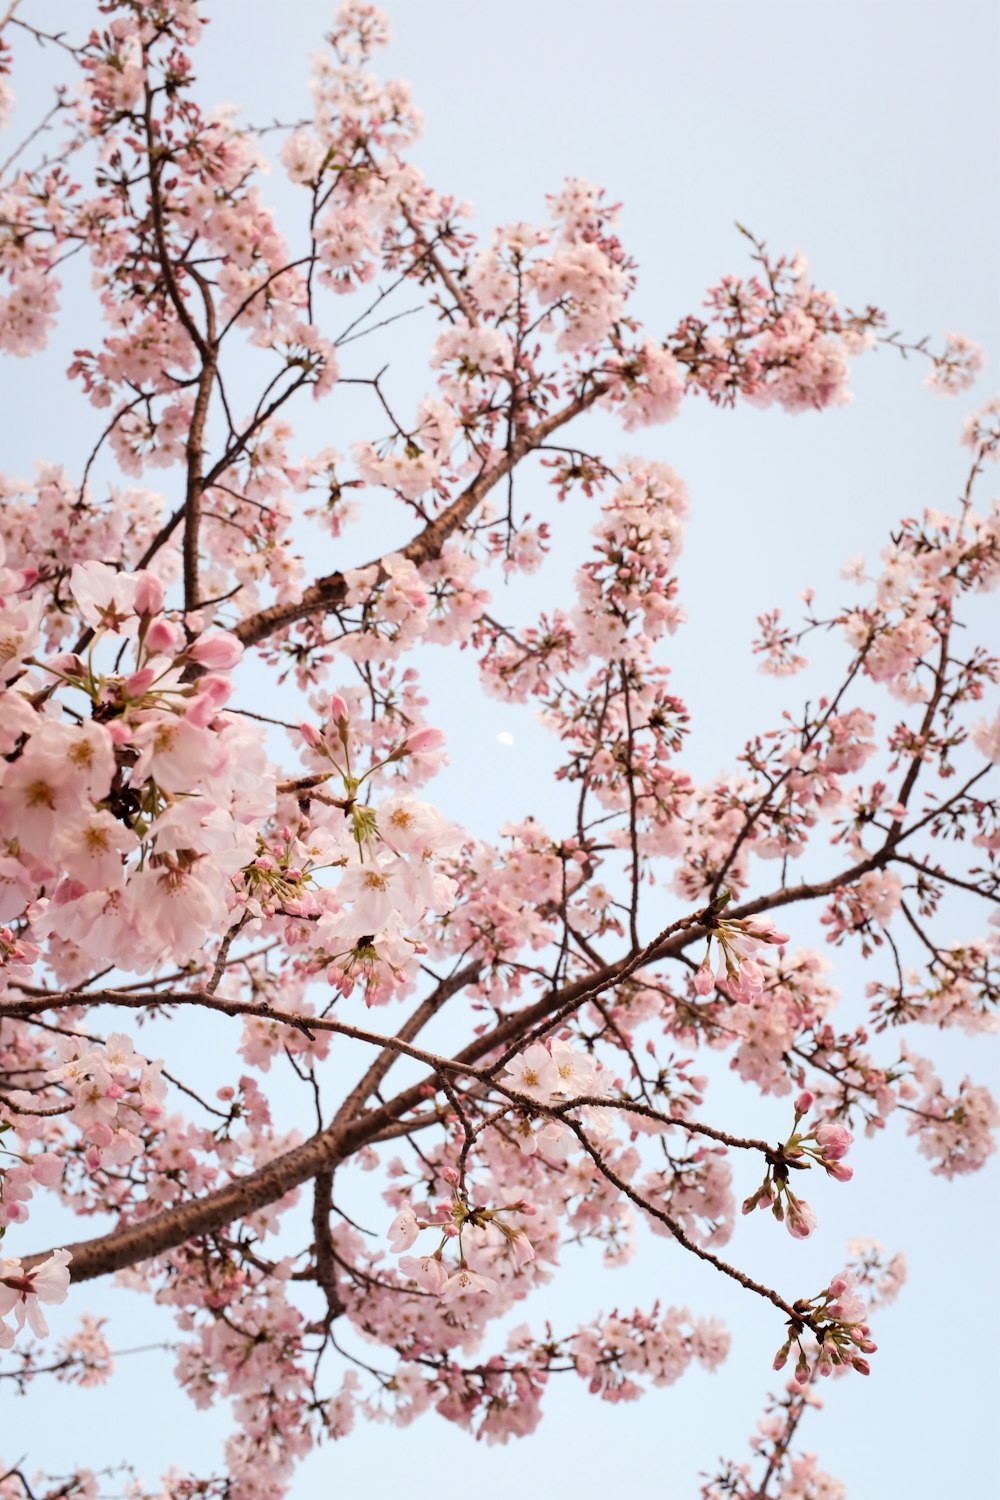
left=3, top=2, right=999, bottom=1496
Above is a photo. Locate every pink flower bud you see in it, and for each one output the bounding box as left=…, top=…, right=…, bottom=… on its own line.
left=401, top=726, right=446, bottom=756
left=785, top=1196, right=816, bottom=1240
left=46, top=652, right=85, bottom=676
left=300, top=721, right=323, bottom=749
left=814, top=1121, right=853, bottom=1159
left=187, top=674, right=233, bottom=726
left=851, top=1357, right=871, bottom=1376
left=794, top=1090, right=814, bottom=1114
left=767, top=929, right=790, bottom=945
left=145, top=617, right=184, bottom=655
left=134, top=572, right=165, bottom=616
left=187, top=630, right=243, bottom=670
left=825, top=1160, right=854, bottom=1183
left=125, top=668, right=157, bottom=697
left=329, top=693, right=349, bottom=724
left=201, top=673, right=233, bottom=702
left=694, top=962, right=714, bottom=996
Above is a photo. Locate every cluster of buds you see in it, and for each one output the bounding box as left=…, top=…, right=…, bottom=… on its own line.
left=774, top=1268, right=878, bottom=1383
left=385, top=1169, right=537, bottom=1301
left=783, top=1091, right=854, bottom=1182
left=298, top=693, right=365, bottom=833
left=693, top=897, right=789, bottom=1004
left=239, top=829, right=312, bottom=919
left=299, top=694, right=445, bottom=855
left=742, top=1093, right=854, bottom=1239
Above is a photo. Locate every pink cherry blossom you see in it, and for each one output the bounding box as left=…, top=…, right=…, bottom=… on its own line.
left=502, top=1043, right=561, bottom=1103
left=0, top=1248, right=72, bottom=1337
left=438, top=1267, right=498, bottom=1303
left=387, top=1204, right=420, bottom=1252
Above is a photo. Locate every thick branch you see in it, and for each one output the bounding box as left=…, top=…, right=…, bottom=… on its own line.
left=18, top=845, right=895, bottom=1283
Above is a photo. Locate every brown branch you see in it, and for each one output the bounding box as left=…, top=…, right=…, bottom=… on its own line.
left=233, top=385, right=606, bottom=648
left=16, top=835, right=918, bottom=1285
left=311, top=1168, right=342, bottom=1325
left=562, top=1115, right=814, bottom=1330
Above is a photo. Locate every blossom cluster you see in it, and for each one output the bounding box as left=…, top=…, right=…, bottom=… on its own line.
left=0, top=1, right=994, bottom=1496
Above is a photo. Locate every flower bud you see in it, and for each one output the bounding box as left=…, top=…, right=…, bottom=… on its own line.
left=145, top=617, right=184, bottom=655
left=814, top=1121, right=853, bottom=1159
left=187, top=630, right=244, bottom=670
left=134, top=572, right=165, bottom=616
left=46, top=652, right=85, bottom=677
left=186, top=674, right=233, bottom=725
left=694, top=961, right=714, bottom=996
left=785, top=1196, right=816, bottom=1240
left=400, top=726, right=446, bottom=756
left=125, top=668, right=157, bottom=697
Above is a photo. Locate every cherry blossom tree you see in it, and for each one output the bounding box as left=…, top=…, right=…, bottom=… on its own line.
left=0, top=3, right=997, bottom=1496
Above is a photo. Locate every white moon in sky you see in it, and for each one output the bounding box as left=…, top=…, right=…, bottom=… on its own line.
left=497, top=731, right=515, bottom=747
